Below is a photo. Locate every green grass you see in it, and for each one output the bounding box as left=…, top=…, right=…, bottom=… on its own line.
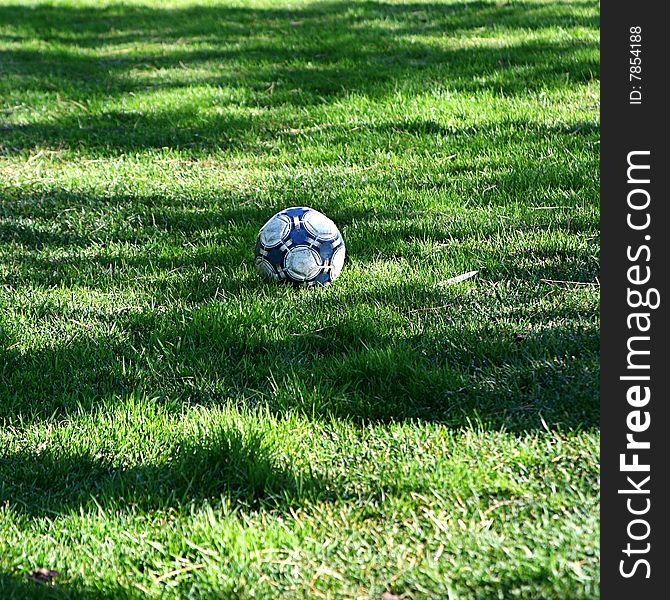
left=0, top=0, right=599, bottom=597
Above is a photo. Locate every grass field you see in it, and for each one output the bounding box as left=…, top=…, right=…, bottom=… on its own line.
left=0, top=0, right=600, bottom=597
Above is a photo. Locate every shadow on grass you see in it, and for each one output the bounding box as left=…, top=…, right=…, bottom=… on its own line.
left=0, top=420, right=326, bottom=516
left=1, top=293, right=599, bottom=432
left=0, top=0, right=599, bottom=153
left=0, top=295, right=597, bottom=525
left=0, top=572, right=133, bottom=600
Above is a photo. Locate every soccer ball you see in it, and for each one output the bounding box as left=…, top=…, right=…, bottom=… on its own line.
left=254, top=207, right=345, bottom=285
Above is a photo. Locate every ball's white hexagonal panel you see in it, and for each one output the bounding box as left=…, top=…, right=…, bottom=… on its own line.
left=259, top=214, right=291, bottom=248
left=329, top=245, right=346, bottom=281
left=302, top=209, right=338, bottom=241
left=285, top=246, right=322, bottom=281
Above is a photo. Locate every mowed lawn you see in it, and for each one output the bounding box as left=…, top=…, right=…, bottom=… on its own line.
left=0, top=0, right=599, bottom=598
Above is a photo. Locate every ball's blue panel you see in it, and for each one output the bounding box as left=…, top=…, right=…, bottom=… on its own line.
left=289, top=227, right=309, bottom=245
left=318, top=241, right=335, bottom=261
left=266, top=246, right=286, bottom=267
left=284, top=207, right=307, bottom=218
left=314, top=271, right=331, bottom=285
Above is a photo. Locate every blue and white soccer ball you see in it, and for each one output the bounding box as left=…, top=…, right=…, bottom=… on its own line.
left=254, top=207, right=345, bottom=285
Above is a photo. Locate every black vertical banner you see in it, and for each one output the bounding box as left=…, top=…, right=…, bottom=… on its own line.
left=601, top=2, right=670, bottom=598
